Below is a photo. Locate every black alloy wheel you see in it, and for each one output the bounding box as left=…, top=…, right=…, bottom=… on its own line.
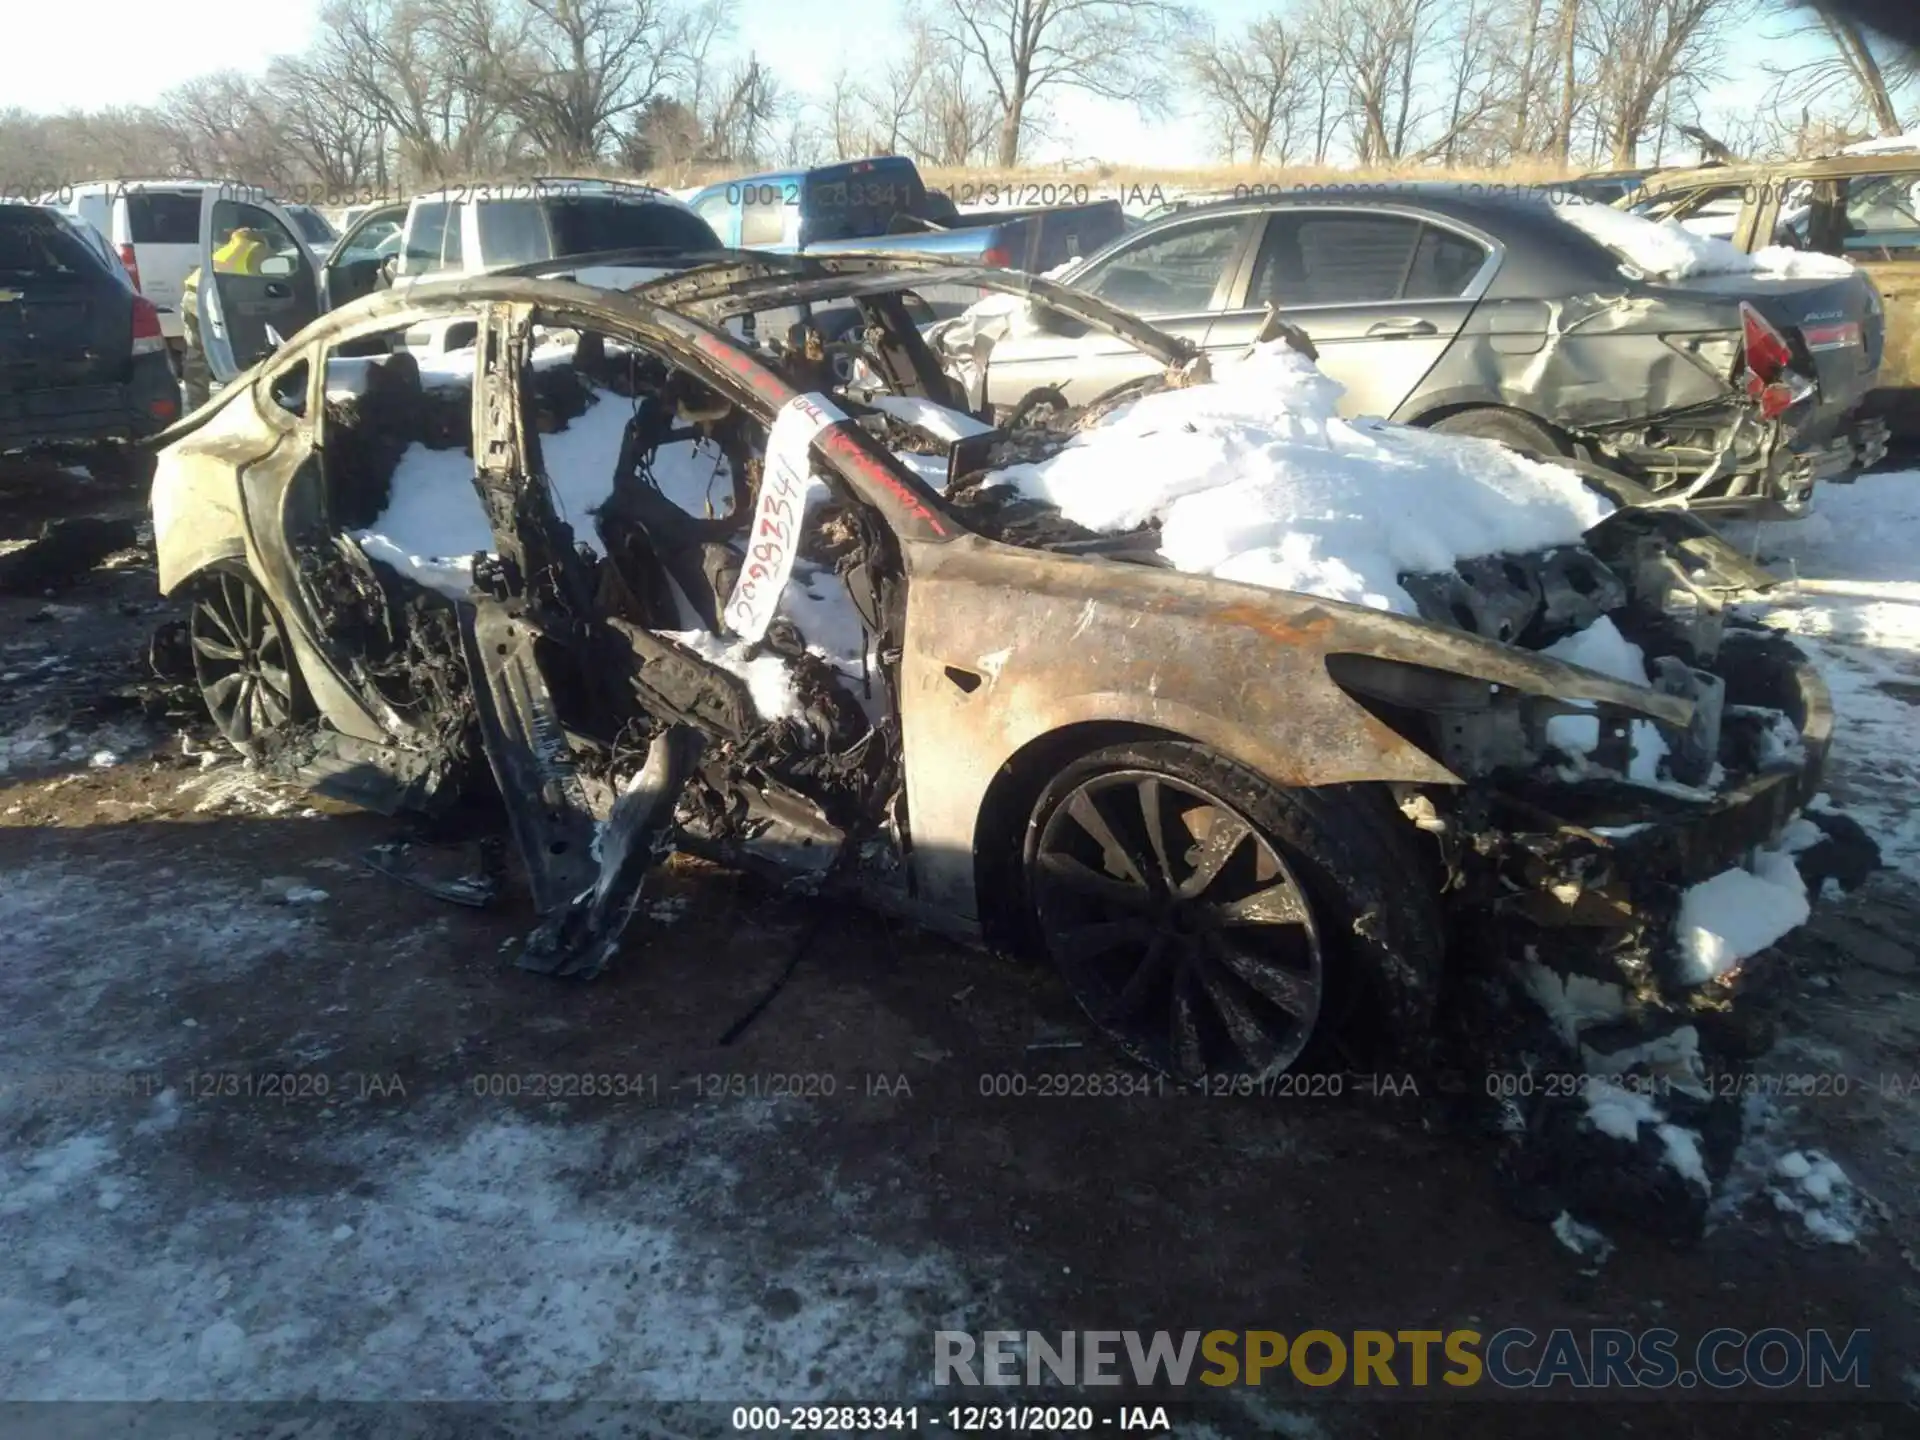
left=1029, top=764, right=1326, bottom=1082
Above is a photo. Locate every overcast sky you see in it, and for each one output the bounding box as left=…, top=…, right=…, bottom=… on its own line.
left=3, top=0, right=1839, bottom=169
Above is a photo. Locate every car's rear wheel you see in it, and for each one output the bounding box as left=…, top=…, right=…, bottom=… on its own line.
left=1023, top=741, right=1441, bottom=1082
left=1430, top=407, right=1568, bottom=462
left=189, top=566, right=308, bottom=749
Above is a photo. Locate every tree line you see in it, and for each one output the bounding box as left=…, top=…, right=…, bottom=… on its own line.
left=0, top=0, right=1912, bottom=200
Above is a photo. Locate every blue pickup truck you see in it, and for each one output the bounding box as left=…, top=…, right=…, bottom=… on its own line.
left=683, top=156, right=1125, bottom=276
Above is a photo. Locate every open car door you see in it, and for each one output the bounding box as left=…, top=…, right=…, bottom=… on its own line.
left=196, top=194, right=322, bottom=386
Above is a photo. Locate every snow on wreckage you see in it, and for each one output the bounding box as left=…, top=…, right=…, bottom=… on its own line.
left=147, top=251, right=1878, bottom=1241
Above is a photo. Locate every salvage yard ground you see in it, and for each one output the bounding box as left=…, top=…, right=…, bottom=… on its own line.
left=1, top=458, right=1918, bottom=1436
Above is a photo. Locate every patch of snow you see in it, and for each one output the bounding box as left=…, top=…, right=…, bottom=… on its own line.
left=353, top=383, right=734, bottom=603
left=1582, top=1086, right=1710, bottom=1192
left=1731, top=476, right=1920, bottom=878
left=1674, top=840, right=1812, bottom=985
left=1582, top=1026, right=1707, bottom=1098
left=1551, top=1210, right=1614, bottom=1263
left=864, top=393, right=995, bottom=443
left=660, top=627, right=801, bottom=721
left=988, top=340, right=1611, bottom=614
left=1768, top=1150, right=1866, bottom=1245
left=1585, top=1084, right=1659, bottom=1142
left=1536, top=617, right=1668, bottom=782
left=1521, top=955, right=1629, bottom=1048
left=1552, top=200, right=1858, bottom=280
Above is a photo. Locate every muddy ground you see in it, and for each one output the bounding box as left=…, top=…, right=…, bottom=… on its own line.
left=1, top=458, right=1916, bottom=1439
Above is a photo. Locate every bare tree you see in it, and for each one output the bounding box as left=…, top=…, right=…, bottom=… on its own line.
left=931, top=0, right=1193, bottom=167
left=1184, top=14, right=1310, bottom=163
left=499, top=0, right=714, bottom=165
left=698, top=53, right=786, bottom=164
left=1762, top=4, right=1911, bottom=138
left=1552, top=0, right=1580, bottom=161
left=1585, top=0, right=1742, bottom=165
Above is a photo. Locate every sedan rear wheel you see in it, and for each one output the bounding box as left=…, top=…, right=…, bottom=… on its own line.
left=1024, top=741, right=1444, bottom=1082
left=190, top=568, right=307, bottom=749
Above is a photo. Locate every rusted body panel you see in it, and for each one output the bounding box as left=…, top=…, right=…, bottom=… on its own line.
left=894, top=532, right=1697, bottom=923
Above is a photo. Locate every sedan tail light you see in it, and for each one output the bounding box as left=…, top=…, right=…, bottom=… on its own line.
left=980, top=244, right=1013, bottom=268
left=1739, top=302, right=1815, bottom=421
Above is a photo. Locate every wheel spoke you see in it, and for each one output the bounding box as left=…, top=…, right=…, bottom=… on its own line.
left=1211, top=936, right=1317, bottom=1019
left=1049, top=917, right=1157, bottom=966
left=1036, top=851, right=1155, bottom=913
left=1135, top=776, right=1177, bottom=893
left=191, top=633, right=244, bottom=662
left=1064, top=790, right=1149, bottom=888
left=203, top=671, right=245, bottom=715
left=231, top=675, right=256, bottom=739
left=197, top=599, right=241, bottom=649
left=1177, top=810, right=1252, bottom=899
left=257, top=663, right=294, bottom=701
left=1213, top=880, right=1309, bottom=927
left=1170, top=966, right=1207, bottom=1082
left=1100, top=930, right=1174, bottom=1023
left=1195, top=959, right=1282, bottom=1073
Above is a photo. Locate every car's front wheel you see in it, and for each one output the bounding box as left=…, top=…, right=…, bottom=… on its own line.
left=189, top=566, right=309, bottom=750
left=1022, top=741, right=1441, bottom=1082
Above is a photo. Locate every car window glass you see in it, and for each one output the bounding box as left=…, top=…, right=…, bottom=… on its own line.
left=476, top=200, right=551, bottom=265
left=1839, top=173, right=1920, bottom=261
left=1081, top=216, right=1244, bottom=314
left=694, top=193, right=732, bottom=231
left=441, top=203, right=464, bottom=269
left=742, top=193, right=788, bottom=246
left=0, top=208, right=97, bottom=279
left=209, top=200, right=306, bottom=277
left=289, top=209, right=337, bottom=246
left=126, top=192, right=203, bottom=244
left=1401, top=224, right=1489, bottom=300
left=405, top=203, right=449, bottom=272
left=546, top=198, right=721, bottom=256
left=1251, top=212, right=1423, bottom=306
left=347, top=219, right=401, bottom=259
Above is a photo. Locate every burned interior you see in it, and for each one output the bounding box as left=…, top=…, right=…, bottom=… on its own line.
left=148, top=252, right=1880, bottom=1234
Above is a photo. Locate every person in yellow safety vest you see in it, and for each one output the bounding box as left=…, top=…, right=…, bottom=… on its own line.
left=180, top=227, right=280, bottom=409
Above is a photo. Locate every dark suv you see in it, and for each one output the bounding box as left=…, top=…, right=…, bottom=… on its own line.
left=0, top=204, right=179, bottom=479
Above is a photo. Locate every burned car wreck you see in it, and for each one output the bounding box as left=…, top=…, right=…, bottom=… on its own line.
left=150, top=250, right=1875, bottom=1234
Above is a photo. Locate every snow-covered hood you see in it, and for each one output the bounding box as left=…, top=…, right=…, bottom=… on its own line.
left=960, top=339, right=1617, bottom=618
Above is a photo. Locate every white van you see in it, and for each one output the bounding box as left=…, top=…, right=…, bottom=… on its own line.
left=40, top=181, right=312, bottom=356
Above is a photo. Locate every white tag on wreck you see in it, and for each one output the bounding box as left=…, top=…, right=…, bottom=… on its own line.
left=723, top=393, right=845, bottom=644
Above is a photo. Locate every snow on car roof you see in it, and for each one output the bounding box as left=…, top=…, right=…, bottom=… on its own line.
left=1549, top=199, right=1857, bottom=281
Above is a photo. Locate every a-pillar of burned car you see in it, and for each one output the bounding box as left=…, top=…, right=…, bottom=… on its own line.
left=149, top=253, right=1875, bottom=1238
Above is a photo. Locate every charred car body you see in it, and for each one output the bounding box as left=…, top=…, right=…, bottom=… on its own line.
left=149, top=251, right=1866, bottom=1228
left=950, top=188, right=1889, bottom=518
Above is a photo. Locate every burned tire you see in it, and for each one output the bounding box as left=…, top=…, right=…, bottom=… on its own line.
left=1430, top=407, right=1568, bottom=462
left=1022, top=741, right=1442, bottom=1082
left=189, top=565, right=310, bottom=750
